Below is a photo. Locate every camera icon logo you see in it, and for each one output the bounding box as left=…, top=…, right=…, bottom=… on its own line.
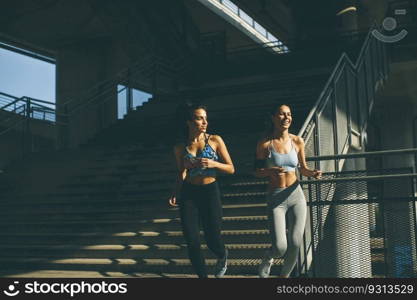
left=372, top=9, right=408, bottom=43
left=3, top=281, right=20, bottom=297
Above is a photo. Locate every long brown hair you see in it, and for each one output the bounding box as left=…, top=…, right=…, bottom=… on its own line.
left=175, top=102, right=207, bottom=142
left=263, top=104, right=291, bottom=138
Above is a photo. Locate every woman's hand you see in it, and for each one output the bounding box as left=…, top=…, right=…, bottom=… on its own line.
left=183, top=157, right=197, bottom=169
left=268, top=166, right=286, bottom=177
left=312, top=169, right=322, bottom=179
left=195, top=158, right=217, bottom=169
left=168, top=195, right=178, bottom=207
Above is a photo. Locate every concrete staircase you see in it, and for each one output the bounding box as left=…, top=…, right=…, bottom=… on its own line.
left=0, top=139, right=386, bottom=278
left=0, top=62, right=385, bottom=278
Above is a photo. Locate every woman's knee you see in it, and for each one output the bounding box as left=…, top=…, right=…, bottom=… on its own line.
left=273, top=240, right=287, bottom=257
left=184, top=235, right=201, bottom=250
left=187, top=243, right=201, bottom=254
left=291, top=232, right=303, bottom=248
left=205, top=233, right=223, bottom=250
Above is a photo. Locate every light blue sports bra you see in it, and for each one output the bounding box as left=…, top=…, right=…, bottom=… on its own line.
left=184, top=135, right=219, bottom=177
left=265, top=138, right=298, bottom=172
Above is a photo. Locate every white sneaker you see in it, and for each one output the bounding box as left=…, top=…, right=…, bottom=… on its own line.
left=258, top=258, right=274, bottom=278
left=215, top=249, right=228, bottom=278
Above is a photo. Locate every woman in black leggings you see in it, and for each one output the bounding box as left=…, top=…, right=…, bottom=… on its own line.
left=168, top=103, right=235, bottom=278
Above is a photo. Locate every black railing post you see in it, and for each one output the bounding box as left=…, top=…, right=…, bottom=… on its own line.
left=60, top=104, right=70, bottom=150
left=331, top=84, right=339, bottom=172
left=412, top=173, right=417, bottom=277
left=363, top=50, right=371, bottom=119
left=25, top=97, right=32, bottom=153
left=126, top=68, right=132, bottom=113
left=308, top=182, right=316, bottom=277
left=344, top=65, right=352, bottom=148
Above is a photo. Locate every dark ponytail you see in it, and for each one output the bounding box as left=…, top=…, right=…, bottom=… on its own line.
left=175, top=102, right=207, bottom=143
left=263, top=103, right=290, bottom=138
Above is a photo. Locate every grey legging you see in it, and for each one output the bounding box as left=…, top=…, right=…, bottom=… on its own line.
left=264, top=181, right=307, bottom=277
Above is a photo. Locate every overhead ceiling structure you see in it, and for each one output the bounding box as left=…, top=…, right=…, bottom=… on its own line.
left=0, top=0, right=203, bottom=61
left=0, top=1, right=108, bottom=54
left=0, top=0, right=391, bottom=60
left=0, top=0, right=299, bottom=59
left=232, top=0, right=295, bottom=43
left=191, top=0, right=289, bottom=54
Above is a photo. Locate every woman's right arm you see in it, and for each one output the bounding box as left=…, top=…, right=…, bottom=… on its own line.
left=168, top=145, right=187, bottom=207
left=254, top=140, right=284, bottom=178
left=254, top=140, right=271, bottom=178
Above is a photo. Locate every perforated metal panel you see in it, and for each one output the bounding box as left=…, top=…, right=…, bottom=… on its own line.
left=301, top=169, right=417, bottom=278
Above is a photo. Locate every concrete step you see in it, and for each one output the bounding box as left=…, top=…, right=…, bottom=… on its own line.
left=0, top=203, right=268, bottom=221
left=0, top=243, right=272, bottom=259
left=0, top=257, right=283, bottom=276
left=0, top=229, right=273, bottom=245
left=0, top=217, right=268, bottom=235
left=0, top=216, right=270, bottom=233
left=0, top=207, right=268, bottom=223
left=0, top=238, right=384, bottom=259
left=0, top=190, right=268, bottom=208
left=0, top=269, right=259, bottom=278
left=0, top=254, right=385, bottom=277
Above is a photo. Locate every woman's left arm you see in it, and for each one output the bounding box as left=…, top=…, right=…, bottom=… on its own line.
left=295, top=136, right=322, bottom=179
left=200, top=135, right=235, bottom=174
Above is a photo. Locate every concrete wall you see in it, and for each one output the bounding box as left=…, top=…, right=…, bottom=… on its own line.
left=56, top=39, right=116, bottom=148
left=52, top=1, right=209, bottom=149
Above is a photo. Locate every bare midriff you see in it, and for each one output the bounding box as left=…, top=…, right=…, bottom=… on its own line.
left=185, top=175, right=216, bottom=185
left=268, top=171, right=298, bottom=190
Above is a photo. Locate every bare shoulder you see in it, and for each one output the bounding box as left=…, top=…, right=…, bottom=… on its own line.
left=209, top=134, right=225, bottom=146
left=173, top=143, right=185, bottom=155
left=290, top=134, right=304, bottom=145
left=290, top=134, right=305, bottom=153
left=257, top=137, right=270, bottom=149
left=209, top=134, right=221, bottom=141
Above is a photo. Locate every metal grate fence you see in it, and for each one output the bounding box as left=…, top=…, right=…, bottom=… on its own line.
left=298, top=165, right=417, bottom=278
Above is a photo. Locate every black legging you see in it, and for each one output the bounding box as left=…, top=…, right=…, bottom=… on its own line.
left=179, top=181, right=226, bottom=278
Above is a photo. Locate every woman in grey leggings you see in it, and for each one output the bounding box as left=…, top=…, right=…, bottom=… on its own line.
left=254, top=104, right=322, bottom=278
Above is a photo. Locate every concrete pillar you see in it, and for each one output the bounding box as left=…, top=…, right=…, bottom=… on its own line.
left=364, top=122, right=380, bottom=234
left=56, top=40, right=117, bottom=148
left=315, top=149, right=372, bottom=277
left=332, top=152, right=372, bottom=278
left=353, top=151, right=374, bottom=277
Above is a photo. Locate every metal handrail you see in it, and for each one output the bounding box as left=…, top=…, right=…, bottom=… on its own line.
left=24, top=96, right=55, bottom=106
left=307, top=148, right=417, bottom=161
left=31, top=106, right=54, bottom=112
left=60, top=55, right=154, bottom=108
left=0, top=91, right=20, bottom=101
left=298, top=23, right=379, bottom=138
left=0, top=95, right=55, bottom=111
left=0, top=94, right=58, bottom=162
left=0, top=98, right=21, bottom=110
left=301, top=173, right=417, bottom=184
left=54, top=52, right=195, bottom=147
left=296, top=22, right=388, bottom=276
left=61, top=54, right=180, bottom=113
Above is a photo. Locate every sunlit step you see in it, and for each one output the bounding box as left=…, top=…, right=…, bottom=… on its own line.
left=2, top=269, right=259, bottom=278
left=0, top=215, right=268, bottom=226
